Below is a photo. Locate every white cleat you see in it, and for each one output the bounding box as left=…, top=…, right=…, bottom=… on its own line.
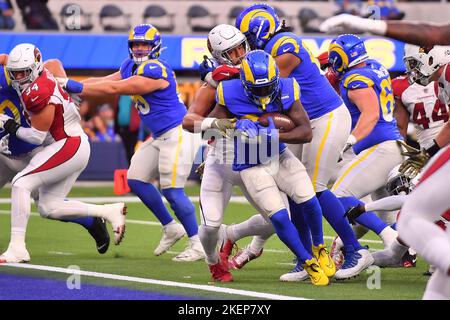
left=154, top=222, right=186, bottom=256
left=104, top=203, right=127, bottom=245
left=0, top=246, right=30, bottom=264
left=279, top=264, right=309, bottom=282
left=372, top=239, right=408, bottom=267
left=334, top=247, right=374, bottom=280
left=172, top=238, right=205, bottom=262
left=330, top=236, right=344, bottom=270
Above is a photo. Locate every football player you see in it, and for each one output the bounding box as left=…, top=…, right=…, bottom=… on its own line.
left=235, top=4, right=374, bottom=280
left=208, top=50, right=334, bottom=286
left=0, top=44, right=126, bottom=263
left=0, top=56, right=110, bottom=255
left=183, top=24, right=275, bottom=281
left=327, top=34, right=406, bottom=279
left=61, top=24, right=204, bottom=262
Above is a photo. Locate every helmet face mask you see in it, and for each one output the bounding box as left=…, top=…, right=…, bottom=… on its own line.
left=386, top=174, right=412, bottom=196
left=208, top=24, right=250, bottom=66
left=240, top=50, right=280, bottom=109
left=128, top=24, right=162, bottom=65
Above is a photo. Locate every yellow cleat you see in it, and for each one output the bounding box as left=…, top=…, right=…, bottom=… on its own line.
left=313, top=244, right=336, bottom=277
left=302, top=258, right=329, bottom=286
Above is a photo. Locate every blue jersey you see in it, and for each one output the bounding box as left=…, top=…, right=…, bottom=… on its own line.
left=264, top=32, right=343, bottom=119
left=0, top=66, right=38, bottom=156
left=339, top=59, right=403, bottom=154
left=120, top=58, right=186, bottom=138
left=216, top=78, right=301, bottom=171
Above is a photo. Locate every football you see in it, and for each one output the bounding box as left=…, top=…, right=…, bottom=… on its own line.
left=258, top=112, right=296, bottom=132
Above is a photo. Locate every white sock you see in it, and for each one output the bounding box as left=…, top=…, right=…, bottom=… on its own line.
left=334, top=237, right=344, bottom=251
left=11, top=186, right=31, bottom=243
left=226, top=214, right=274, bottom=243
left=189, top=234, right=200, bottom=243
left=249, top=236, right=268, bottom=254
left=379, top=226, right=398, bottom=247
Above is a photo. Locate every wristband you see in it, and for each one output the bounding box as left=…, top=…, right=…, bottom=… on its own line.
left=66, top=79, right=84, bottom=94
left=425, top=139, right=441, bottom=157
left=201, top=118, right=216, bottom=131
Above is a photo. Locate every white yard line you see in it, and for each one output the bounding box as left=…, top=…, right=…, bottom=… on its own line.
left=0, top=263, right=308, bottom=300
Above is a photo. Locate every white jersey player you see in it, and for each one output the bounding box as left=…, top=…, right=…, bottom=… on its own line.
left=0, top=44, right=126, bottom=263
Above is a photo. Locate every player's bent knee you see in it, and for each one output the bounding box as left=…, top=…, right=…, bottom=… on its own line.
left=37, top=200, right=59, bottom=219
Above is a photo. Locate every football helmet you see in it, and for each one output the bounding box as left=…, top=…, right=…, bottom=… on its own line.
left=128, top=24, right=162, bottom=64
left=6, top=43, right=43, bottom=93
left=207, top=24, right=250, bottom=66
left=235, top=3, right=280, bottom=49
left=386, top=164, right=412, bottom=196
left=403, top=45, right=450, bottom=86
left=240, top=50, right=279, bottom=109
left=328, top=34, right=369, bottom=76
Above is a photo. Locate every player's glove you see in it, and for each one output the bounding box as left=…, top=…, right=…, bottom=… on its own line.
left=198, top=55, right=218, bottom=81
left=235, top=119, right=259, bottom=140
left=338, top=134, right=357, bottom=162
left=0, top=114, right=20, bottom=135
left=344, top=204, right=366, bottom=224
left=204, top=118, right=237, bottom=138
left=56, top=77, right=84, bottom=94
left=319, top=13, right=388, bottom=35
left=397, top=140, right=429, bottom=178
left=0, top=134, right=11, bottom=155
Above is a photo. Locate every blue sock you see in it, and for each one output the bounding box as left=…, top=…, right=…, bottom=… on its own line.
left=60, top=217, right=94, bottom=230
left=288, top=198, right=312, bottom=255
left=339, top=196, right=388, bottom=235
left=128, top=179, right=173, bottom=226
left=162, top=188, right=198, bottom=237
left=391, top=223, right=397, bottom=230
left=270, top=209, right=312, bottom=263
left=317, top=189, right=363, bottom=251
left=300, top=197, right=323, bottom=246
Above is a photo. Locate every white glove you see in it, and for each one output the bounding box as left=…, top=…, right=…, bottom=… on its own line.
left=0, top=114, right=13, bottom=133
left=339, top=134, right=357, bottom=162
left=0, top=134, right=11, bottom=155
left=319, top=14, right=387, bottom=35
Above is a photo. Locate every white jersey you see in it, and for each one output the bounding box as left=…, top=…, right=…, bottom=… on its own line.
left=437, top=62, right=450, bottom=106
left=393, top=76, right=449, bottom=149
left=21, top=69, right=84, bottom=146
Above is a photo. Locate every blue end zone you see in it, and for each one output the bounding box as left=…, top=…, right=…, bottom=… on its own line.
left=0, top=273, right=199, bottom=300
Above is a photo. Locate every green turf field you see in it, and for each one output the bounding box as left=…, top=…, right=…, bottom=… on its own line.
left=0, top=185, right=428, bottom=300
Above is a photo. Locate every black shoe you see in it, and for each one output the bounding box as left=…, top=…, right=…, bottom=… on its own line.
left=401, top=251, right=417, bottom=268
left=88, top=218, right=110, bottom=254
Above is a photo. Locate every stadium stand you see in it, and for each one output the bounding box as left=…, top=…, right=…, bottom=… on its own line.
left=99, top=4, right=131, bottom=32
left=143, top=4, right=175, bottom=33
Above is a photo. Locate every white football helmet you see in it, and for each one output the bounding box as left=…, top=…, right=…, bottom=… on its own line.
left=386, top=164, right=412, bottom=196
left=207, top=24, right=250, bottom=66
left=404, top=45, right=450, bottom=86
left=6, top=43, right=43, bottom=93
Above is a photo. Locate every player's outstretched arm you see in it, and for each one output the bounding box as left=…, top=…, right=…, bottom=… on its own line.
left=279, top=100, right=312, bottom=144
left=182, top=83, right=217, bottom=133
left=393, top=98, right=410, bottom=139
left=348, top=87, right=379, bottom=142
left=80, top=75, right=168, bottom=97
left=81, top=71, right=122, bottom=84
left=44, top=59, right=67, bottom=78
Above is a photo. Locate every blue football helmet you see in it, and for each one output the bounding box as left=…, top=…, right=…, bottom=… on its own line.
left=235, top=3, right=280, bottom=49
left=240, top=50, right=280, bottom=109
left=128, top=24, right=162, bottom=64
left=328, top=34, right=369, bottom=76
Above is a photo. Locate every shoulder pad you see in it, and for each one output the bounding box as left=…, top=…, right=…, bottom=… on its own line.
left=391, top=76, right=410, bottom=100
left=136, top=60, right=168, bottom=79
left=22, top=74, right=55, bottom=113
left=267, top=34, right=300, bottom=57
left=343, top=71, right=374, bottom=89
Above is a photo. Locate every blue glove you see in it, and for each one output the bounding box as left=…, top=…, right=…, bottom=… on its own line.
left=235, top=119, right=259, bottom=139
left=198, top=55, right=218, bottom=81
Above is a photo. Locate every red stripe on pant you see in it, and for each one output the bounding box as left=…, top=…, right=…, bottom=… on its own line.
left=25, top=136, right=81, bottom=176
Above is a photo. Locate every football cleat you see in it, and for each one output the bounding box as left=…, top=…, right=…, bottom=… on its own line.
left=103, top=203, right=127, bottom=245
left=154, top=222, right=186, bottom=256
left=172, top=238, right=205, bottom=262
left=209, top=259, right=233, bottom=282
left=219, top=239, right=237, bottom=266
left=330, top=236, right=344, bottom=270
left=313, top=244, right=336, bottom=277
left=334, top=247, right=374, bottom=280
left=424, top=265, right=436, bottom=276
left=88, top=217, right=110, bottom=254
left=279, top=264, right=309, bottom=282
left=302, top=258, right=329, bottom=286
left=0, top=245, right=30, bottom=264
left=401, top=250, right=417, bottom=268
left=229, top=246, right=263, bottom=269
left=372, top=239, right=408, bottom=267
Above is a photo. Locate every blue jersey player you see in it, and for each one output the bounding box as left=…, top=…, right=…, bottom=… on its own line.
left=0, top=63, right=110, bottom=256
left=327, top=34, right=404, bottom=279
left=209, top=50, right=334, bottom=286
left=235, top=4, right=373, bottom=280
left=62, top=24, right=204, bottom=262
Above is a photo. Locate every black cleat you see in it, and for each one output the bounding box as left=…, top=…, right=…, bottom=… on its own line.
left=88, top=218, right=110, bottom=254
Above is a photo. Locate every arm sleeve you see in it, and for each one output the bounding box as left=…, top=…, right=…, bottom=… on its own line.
left=365, top=195, right=408, bottom=212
